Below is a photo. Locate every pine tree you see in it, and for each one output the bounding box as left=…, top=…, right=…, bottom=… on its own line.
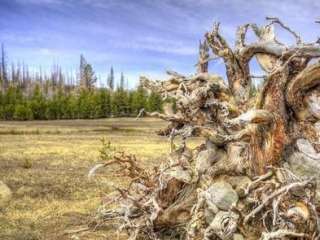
left=83, top=64, right=97, bottom=89
left=3, top=86, right=22, bottom=120
left=22, top=62, right=27, bottom=90
left=11, top=63, right=15, bottom=83
left=79, top=54, right=87, bottom=88
left=147, top=92, right=162, bottom=112
left=96, top=88, right=111, bottom=118
left=107, top=67, right=114, bottom=91
left=13, top=104, right=33, bottom=120
left=0, top=61, right=2, bottom=90
left=131, top=86, right=147, bottom=114
left=112, top=87, right=129, bottom=117
left=30, top=84, right=46, bottom=119
left=79, top=55, right=97, bottom=90
left=120, top=72, right=125, bottom=90
left=58, top=66, right=65, bottom=89
left=16, top=62, right=21, bottom=86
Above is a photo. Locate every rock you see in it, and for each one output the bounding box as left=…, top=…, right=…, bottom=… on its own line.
left=204, top=207, right=215, bottom=224
left=195, top=149, right=218, bottom=174
left=165, top=166, right=192, bottom=183
left=0, top=181, right=12, bottom=209
left=288, top=143, right=320, bottom=200
left=296, top=139, right=320, bottom=160
left=205, top=181, right=239, bottom=211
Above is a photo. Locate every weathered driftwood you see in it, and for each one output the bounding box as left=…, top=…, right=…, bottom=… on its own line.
left=90, top=18, right=320, bottom=239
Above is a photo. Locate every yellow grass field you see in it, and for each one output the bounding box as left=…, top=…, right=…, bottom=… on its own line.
left=0, top=118, right=200, bottom=240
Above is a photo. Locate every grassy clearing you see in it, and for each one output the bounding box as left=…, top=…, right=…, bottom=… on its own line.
left=0, top=118, right=200, bottom=240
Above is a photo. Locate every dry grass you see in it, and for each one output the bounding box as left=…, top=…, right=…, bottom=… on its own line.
left=0, top=118, right=200, bottom=240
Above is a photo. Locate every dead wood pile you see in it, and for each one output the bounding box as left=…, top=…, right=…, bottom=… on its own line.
left=90, top=18, right=320, bottom=239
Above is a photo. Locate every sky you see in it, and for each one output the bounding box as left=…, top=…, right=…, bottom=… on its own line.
left=0, top=0, right=319, bottom=87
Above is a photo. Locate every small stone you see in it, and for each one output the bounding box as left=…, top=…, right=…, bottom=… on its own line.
left=0, top=181, right=12, bottom=209
left=165, top=166, right=192, bottom=183
left=205, top=181, right=239, bottom=211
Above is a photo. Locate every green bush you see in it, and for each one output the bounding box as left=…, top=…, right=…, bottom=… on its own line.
left=13, top=104, right=33, bottom=120
left=3, top=104, right=15, bottom=120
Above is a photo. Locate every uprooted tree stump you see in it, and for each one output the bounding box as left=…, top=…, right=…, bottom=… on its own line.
left=90, top=18, right=320, bottom=239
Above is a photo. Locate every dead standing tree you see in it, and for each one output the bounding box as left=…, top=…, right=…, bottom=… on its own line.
left=91, top=18, right=320, bottom=239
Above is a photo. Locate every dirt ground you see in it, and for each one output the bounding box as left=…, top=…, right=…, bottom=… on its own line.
left=0, top=118, right=201, bottom=240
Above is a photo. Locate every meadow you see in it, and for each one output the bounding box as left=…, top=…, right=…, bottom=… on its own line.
left=0, top=118, right=200, bottom=240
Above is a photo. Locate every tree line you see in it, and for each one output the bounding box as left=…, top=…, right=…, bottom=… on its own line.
left=0, top=44, right=162, bottom=120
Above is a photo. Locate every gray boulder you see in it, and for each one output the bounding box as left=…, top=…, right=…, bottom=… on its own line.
left=205, top=181, right=239, bottom=211
left=288, top=138, right=320, bottom=200
left=165, top=166, right=192, bottom=183
left=296, top=138, right=320, bottom=160
left=196, top=149, right=216, bottom=174
left=196, top=148, right=224, bottom=174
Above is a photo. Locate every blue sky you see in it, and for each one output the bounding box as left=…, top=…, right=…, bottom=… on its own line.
left=0, top=0, right=319, bottom=87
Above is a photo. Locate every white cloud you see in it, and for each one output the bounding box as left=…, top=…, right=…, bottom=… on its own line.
left=121, top=36, right=197, bottom=55
left=38, top=48, right=60, bottom=56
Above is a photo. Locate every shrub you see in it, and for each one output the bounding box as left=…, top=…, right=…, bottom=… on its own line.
left=13, top=104, right=33, bottom=120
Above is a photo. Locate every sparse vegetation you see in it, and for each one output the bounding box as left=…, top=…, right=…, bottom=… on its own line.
left=0, top=118, right=200, bottom=240
left=22, top=157, right=32, bottom=169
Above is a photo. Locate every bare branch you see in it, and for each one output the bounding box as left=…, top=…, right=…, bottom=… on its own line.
left=266, top=17, right=302, bottom=44
left=244, top=179, right=313, bottom=224
left=235, top=24, right=250, bottom=50
left=260, top=229, right=308, bottom=240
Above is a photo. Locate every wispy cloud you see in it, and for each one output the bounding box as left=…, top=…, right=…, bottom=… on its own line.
left=1, top=0, right=319, bottom=86
left=112, top=36, right=197, bottom=55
